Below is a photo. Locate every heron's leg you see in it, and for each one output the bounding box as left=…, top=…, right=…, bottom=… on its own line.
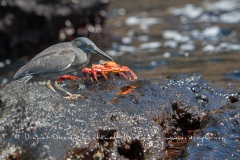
left=54, top=80, right=72, bottom=95
left=54, top=80, right=83, bottom=99
left=46, top=80, right=56, bottom=92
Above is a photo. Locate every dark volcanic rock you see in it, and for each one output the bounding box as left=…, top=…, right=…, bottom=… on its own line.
left=0, top=74, right=238, bottom=159
left=0, top=0, right=110, bottom=59
left=186, top=102, right=240, bottom=159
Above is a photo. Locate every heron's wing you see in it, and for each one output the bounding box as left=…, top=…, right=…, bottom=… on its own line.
left=28, top=50, right=75, bottom=74
left=14, top=50, right=75, bottom=79
left=31, top=42, right=72, bottom=61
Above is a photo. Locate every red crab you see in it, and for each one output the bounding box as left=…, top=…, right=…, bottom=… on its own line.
left=82, top=61, right=137, bottom=81
left=57, top=61, right=137, bottom=82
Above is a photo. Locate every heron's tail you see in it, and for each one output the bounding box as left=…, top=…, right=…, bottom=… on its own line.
left=14, top=65, right=32, bottom=83
left=15, top=75, right=33, bottom=83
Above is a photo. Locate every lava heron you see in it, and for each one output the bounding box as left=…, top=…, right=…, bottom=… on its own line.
left=14, top=37, right=113, bottom=98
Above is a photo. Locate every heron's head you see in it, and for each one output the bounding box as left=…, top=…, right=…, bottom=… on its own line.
left=72, top=37, right=114, bottom=61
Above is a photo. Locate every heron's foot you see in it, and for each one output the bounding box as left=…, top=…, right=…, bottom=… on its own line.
left=82, top=61, right=137, bottom=82
left=54, top=80, right=83, bottom=99
left=64, top=94, right=84, bottom=100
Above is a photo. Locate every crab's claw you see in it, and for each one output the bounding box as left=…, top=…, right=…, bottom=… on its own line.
left=120, top=66, right=137, bottom=80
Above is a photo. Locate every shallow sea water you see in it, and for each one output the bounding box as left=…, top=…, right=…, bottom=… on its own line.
left=106, top=0, right=240, bottom=88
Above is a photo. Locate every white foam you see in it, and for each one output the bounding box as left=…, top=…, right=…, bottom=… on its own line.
left=125, top=16, right=162, bottom=26
left=138, top=42, right=161, bottom=50
left=205, top=0, right=239, bottom=12
left=163, top=52, right=171, bottom=58
left=163, top=30, right=190, bottom=42
left=220, top=11, right=240, bottom=23
left=163, top=40, right=178, bottom=48
left=170, top=4, right=203, bottom=19
left=202, top=26, right=221, bottom=38
left=203, top=44, right=216, bottom=52
left=180, top=43, right=195, bottom=51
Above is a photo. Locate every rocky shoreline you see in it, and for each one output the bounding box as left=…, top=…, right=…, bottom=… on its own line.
left=0, top=74, right=239, bottom=159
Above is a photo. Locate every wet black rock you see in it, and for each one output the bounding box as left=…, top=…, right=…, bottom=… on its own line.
left=186, top=102, right=240, bottom=159
left=0, top=74, right=238, bottom=159
left=0, top=0, right=110, bottom=59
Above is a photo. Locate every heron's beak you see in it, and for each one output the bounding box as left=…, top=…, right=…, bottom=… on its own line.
left=93, top=47, right=114, bottom=61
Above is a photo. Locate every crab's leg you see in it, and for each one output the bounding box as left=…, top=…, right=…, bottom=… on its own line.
left=121, top=66, right=137, bottom=80
left=100, top=70, right=108, bottom=80
left=91, top=68, right=99, bottom=81
left=58, top=75, right=80, bottom=82
left=90, top=68, right=108, bottom=81
left=119, top=72, right=131, bottom=80
left=82, top=68, right=92, bottom=81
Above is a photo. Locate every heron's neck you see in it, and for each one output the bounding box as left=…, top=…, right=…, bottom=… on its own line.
left=86, top=54, right=91, bottom=64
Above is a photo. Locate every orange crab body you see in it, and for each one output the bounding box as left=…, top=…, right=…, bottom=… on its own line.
left=82, top=61, right=137, bottom=81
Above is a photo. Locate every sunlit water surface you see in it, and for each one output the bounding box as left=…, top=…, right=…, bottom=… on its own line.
left=106, top=0, right=240, bottom=88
